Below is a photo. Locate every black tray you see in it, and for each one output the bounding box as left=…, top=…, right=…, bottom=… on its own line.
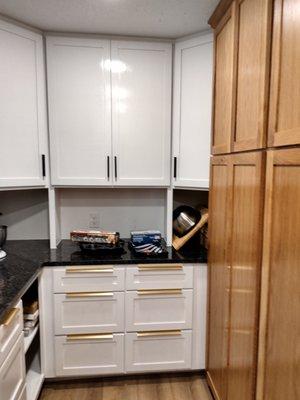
left=78, top=240, right=126, bottom=255
left=128, top=242, right=169, bottom=258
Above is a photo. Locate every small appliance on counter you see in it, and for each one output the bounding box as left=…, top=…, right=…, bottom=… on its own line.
left=0, top=224, right=7, bottom=260
left=70, top=229, right=125, bottom=255
left=129, top=230, right=168, bottom=257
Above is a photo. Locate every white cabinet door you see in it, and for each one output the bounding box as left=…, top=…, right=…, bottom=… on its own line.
left=111, top=41, right=172, bottom=187
left=125, top=289, right=193, bottom=332
left=47, top=36, right=112, bottom=186
left=0, top=333, right=26, bottom=400
left=55, top=334, right=124, bottom=377
left=173, top=34, right=213, bottom=189
left=54, top=292, right=125, bottom=334
left=125, top=330, right=192, bottom=372
left=0, top=20, right=48, bottom=188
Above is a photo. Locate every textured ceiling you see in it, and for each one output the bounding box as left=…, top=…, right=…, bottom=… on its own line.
left=0, top=0, right=218, bottom=38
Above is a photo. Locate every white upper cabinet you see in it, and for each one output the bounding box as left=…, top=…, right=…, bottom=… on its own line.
left=173, top=34, right=213, bottom=189
left=0, top=20, right=48, bottom=188
left=111, top=41, right=172, bottom=187
left=46, top=37, right=172, bottom=187
left=47, top=37, right=112, bottom=186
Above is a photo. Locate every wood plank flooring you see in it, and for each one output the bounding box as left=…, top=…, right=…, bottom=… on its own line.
left=40, top=373, right=213, bottom=400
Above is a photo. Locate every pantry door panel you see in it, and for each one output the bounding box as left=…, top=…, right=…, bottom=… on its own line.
left=207, top=155, right=231, bottom=400
left=268, top=0, right=300, bottom=147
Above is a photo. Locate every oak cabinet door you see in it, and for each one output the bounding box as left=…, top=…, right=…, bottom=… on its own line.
left=172, top=34, right=213, bottom=189
left=227, top=152, right=265, bottom=400
left=268, top=0, right=300, bottom=147
left=47, top=37, right=112, bottom=186
left=0, top=20, right=48, bottom=188
left=207, top=155, right=231, bottom=399
left=212, top=3, right=237, bottom=155
left=257, top=148, right=300, bottom=400
left=111, top=41, right=172, bottom=186
left=233, top=0, right=272, bottom=152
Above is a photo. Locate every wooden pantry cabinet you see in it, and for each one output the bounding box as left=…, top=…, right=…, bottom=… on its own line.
left=210, top=0, right=272, bottom=154
left=256, top=148, right=300, bottom=400
left=207, top=151, right=265, bottom=400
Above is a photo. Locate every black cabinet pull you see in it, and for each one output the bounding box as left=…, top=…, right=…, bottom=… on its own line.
left=107, top=156, right=110, bottom=180
left=114, top=156, right=117, bottom=180
left=42, top=154, right=46, bottom=178
left=174, top=157, right=177, bottom=179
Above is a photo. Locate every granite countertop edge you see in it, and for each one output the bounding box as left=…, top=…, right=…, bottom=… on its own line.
left=0, top=239, right=207, bottom=321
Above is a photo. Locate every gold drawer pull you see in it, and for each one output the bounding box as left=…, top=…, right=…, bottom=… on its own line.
left=137, top=289, right=182, bottom=296
left=2, top=308, right=19, bottom=327
left=138, top=264, right=183, bottom=271
left=67, top=333, right=113, bottom=341
left=66, top=292, right=114, bottom=298
left=66, top=267, right=114, bottom=274
left=137, top=330, right=182, bottom=338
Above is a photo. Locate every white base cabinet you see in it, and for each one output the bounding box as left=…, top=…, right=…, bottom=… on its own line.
left=0, top=334, right=26, bottom=400
left=125, top=331, right=192, bottom=373
left=40, top=263, right=207, bottom=378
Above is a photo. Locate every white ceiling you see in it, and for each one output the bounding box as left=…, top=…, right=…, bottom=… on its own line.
left=0, top=0, right=218, bottom=39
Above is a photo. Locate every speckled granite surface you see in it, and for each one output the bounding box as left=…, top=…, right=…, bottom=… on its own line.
left=0, top=239, right=207, bottom=321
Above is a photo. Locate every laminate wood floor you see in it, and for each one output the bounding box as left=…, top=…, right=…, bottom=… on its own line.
left=40, top=373, right=213, bottom=400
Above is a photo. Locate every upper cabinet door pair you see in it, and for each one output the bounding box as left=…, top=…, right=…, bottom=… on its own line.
left=212, top=0, right=272, bottom=154
left=47, top=37, right=172, bottom=187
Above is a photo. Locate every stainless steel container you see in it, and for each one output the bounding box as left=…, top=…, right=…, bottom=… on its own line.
left=173, top=206, right=201, bottom=237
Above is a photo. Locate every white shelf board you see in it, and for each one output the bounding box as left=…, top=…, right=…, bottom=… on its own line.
left=24, top=325, right=39, bottom=354
left=26, top=368, right=44, bottom=400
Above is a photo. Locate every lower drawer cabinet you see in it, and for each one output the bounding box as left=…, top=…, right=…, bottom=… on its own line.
left=55, top=333, right=124, bottom=377
left=0, top=300, right=23, bottom=366
left=54, top=292, right=124, bottom=334
left=125, top=330, right=192, bottom=372
left=0, top=333, right=26, bottom=400
left=125, top=289, right=193, bottom=331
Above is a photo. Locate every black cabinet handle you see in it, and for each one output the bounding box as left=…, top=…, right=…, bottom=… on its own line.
left=42, top=154, right=46, bottom=178
left=174, top=157, right=177, bottom=179
left=114, top=156, right=117, bottom=180
left=107, top=156, right=110, bottom=180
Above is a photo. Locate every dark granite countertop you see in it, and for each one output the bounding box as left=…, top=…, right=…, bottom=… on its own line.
left=0, top=239, right=207, bottom=321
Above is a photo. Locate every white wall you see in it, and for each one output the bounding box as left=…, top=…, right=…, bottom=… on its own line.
left=0, top=189, right=49, bottom=240
left=58, top=188, right=166, bottom=239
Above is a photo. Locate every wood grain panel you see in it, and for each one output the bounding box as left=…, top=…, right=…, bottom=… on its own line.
left=207, top=155, right=231, bottom=399
left=257, top=148, right=300, bottom=400
left=227, top=151, right=265, bottom=400
left=234, top=0, right=272, bottom=152
left=212, top=3, right=237, bottom=155
left=268, top=0, right=300, bottom=147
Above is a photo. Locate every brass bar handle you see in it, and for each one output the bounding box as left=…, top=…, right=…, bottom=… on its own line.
left=66, top=292, right=114, bottom=298
left=66, top=267, right=114, bottom=274
left=67, top=333, right=113, bottom=341
left=137, top=330, right=182, bottom=338
left=137, top=289, right=182, bottom=296
left=2, top=308, right=19, bottom=327
left=138, top=264, right=183, bottom=271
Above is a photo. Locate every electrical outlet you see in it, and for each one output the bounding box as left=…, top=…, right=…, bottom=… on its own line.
left=89, top=213, right=100, bottom=229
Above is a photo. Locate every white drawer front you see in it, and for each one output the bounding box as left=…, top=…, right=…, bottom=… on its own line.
left=0, top=300, right=23, bottom=367
left=125, top=289, right=193, bottom=332
left=126, top=264, right=193, bottom=290
left=54, top=292, right=125, bottom=334
left=125, top=330, right=192, bottom=372
left=55, top=334, right=124, bottom=377
left=0, top=333, right=26, bottom=400
left=53, top=266, right=125, bottom=293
